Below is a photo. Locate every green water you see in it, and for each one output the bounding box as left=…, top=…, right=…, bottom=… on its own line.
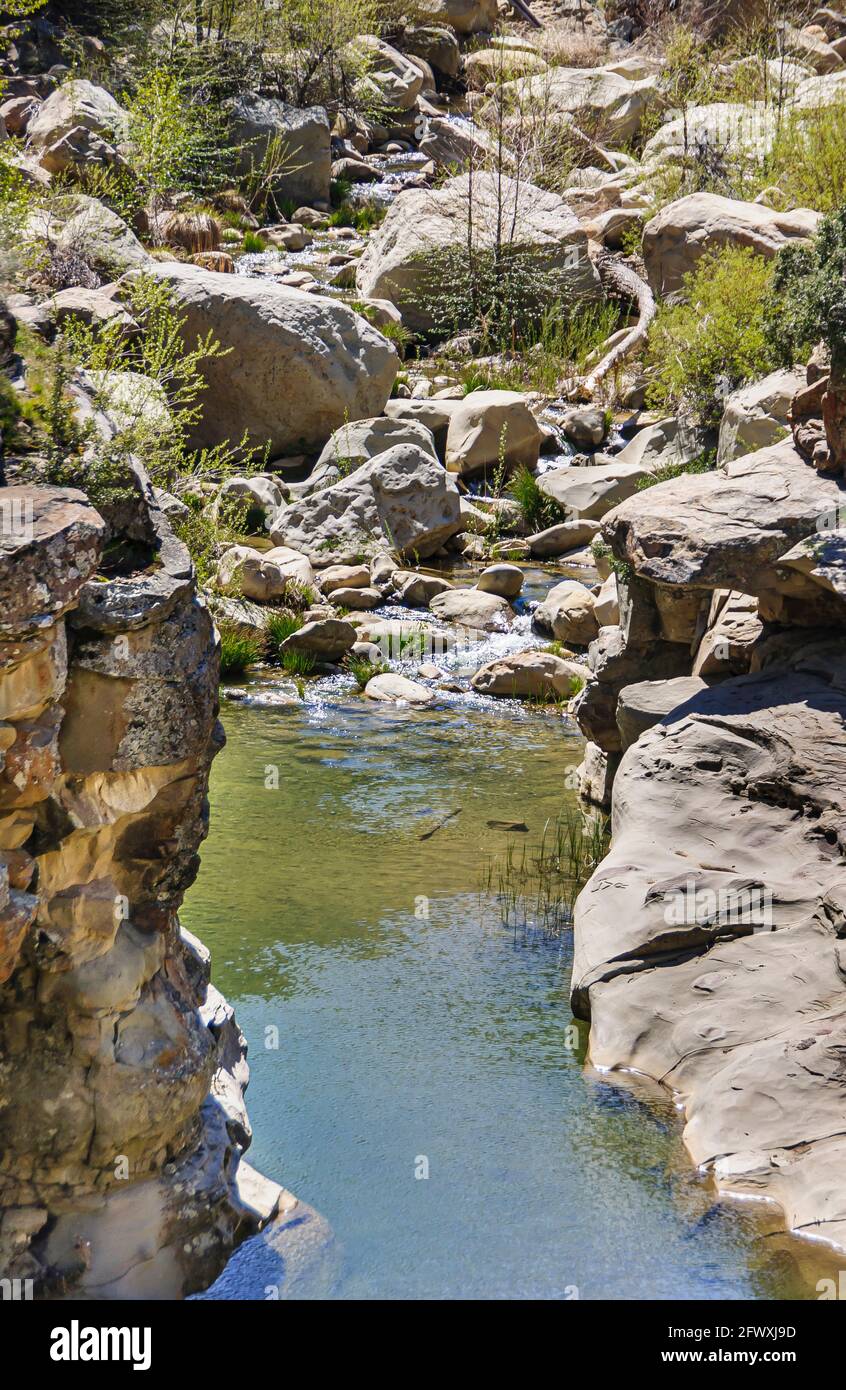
left=184, top=690, right=831, bottom=1300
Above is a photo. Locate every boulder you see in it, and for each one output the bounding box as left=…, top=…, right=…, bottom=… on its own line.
left=32, top=194, right=149, bottom=276
left=26, top=79, right=128, bottom=149
left=364, top=672, right=435, bottom=704
left=496, top=59, right=658, bottom=145
left=613, top=417, right=706, bottom=472
left=641, top=103, right=781, bottom=178
left=602, top=438, right=846, bottom=602
left=147, top=262, right=397, bottom=456
left=642, top=193, right=821, bottom=298
left=391, top=571, right=453, bottom=606
left=476, top=562, right=523, bottom=599
left=533, top=579, right=598, bottom=646
left=48, top=285, right=136, bottom=334
left=1, top=94, right=40, bottom=137
left=351, top=36, right=424, bottom=112
left=417, top=116, right=502, bottom=172
left=411, top=0, right=498, bottom=33
left=592, top=573, right=619, bottom=626
left=216, top=544, right=314, bottom=601
left=526, top=518, right=601, bottom=557
left=471, top=650, right=586, bottom=699
left=355, top=172, right=600, bottom=334
left=464, top=48, right=548, bottom=89
left=692, top=590, right=763, bottom=677
left=616, top=675, right=709, bottom=751
left=217, top=475, right=285, bottom=531
left=717, top=367, right=805, bottom=464
left=329, top=586, right=382, bottom=609
left=270, top=444, right=462, bottom=563
left=228, top=96, right=331, bottom=207
left=319, top=564, right=371, bottom=594
left=428, top=587, right=513, bottom=631
left=444, top=390, right=542, bottom=476
left=539, top=461, right=647, bottom=520
left=383, top=397, right=463, bottom=456
left=562, top=406, right=607, bottom=448
left=279, top=618, right=356, bottom=662
left=403, top=25, right=461, bottom=77
left=315, top=415, right=438, bottom=474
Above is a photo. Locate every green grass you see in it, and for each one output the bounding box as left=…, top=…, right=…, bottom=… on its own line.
left=240, top=231, right=267, bottom=254
left=480, top=803, right=610, bottom=938
left=345, top=652, right=389, bottom=690
left=219, top=624, right=264, bottom=679
left=279, top=648, right=317, bottom=677
left=507, top=466, right=564, bottom=532
left=634, top=451, right=716, bottom=491
left=264, top=609, right=303, bottom=657
left=327, top=200, right=386, bottom=233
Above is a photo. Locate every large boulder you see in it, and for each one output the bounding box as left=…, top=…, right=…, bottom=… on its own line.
left=471, top=650, right=585, bottom=698
left=402, top=26, right=461, bottom=77
left=428, top=587, right=513, bottom=631
left=228, top=96, right=331, bottom=207
left=495, top=59, right=659, bottom=145
left=641, top=103, right=781, bottom=177
left=571, top=646, right=846, bottom=1253
left=717, top=367, right=805, bottom=464
left=642, top=193, right=821, bottom=298
left=270, top=443, right=462, bottom=563
left=315, top=415, right=438, bottom=472
left=602, top=438, right=846, bottom=605
left=147, top=263, right=397, bottom=456
left=216, top=544, right=314, bottom=601
left=355, top=172, right=600, bottom=333
left=533, top=579, right=598, bottom=646
left=444, top=390, right=542, bottom=476
left=30, top=194, right=149, bottom=277
left=351, top=36, right=424, bottom=112
left=615, top=675, right=708, bottom=751
left=539, top=460, right=647, bottom=520
left=26, top=79, right=128, bottom=150
left=411, top=0, right=498, bottom=33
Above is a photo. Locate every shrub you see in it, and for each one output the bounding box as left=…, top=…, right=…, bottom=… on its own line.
left=634, top=450, right=716, bottom=490
left=764, top=204, right=846, bottom=369
left=767, top=97, right=846, bottom=215
left=345, top=652, right=388, bottom=689
left=645, top=245, right=780, bottom=426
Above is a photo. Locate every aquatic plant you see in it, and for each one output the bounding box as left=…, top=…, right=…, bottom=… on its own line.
left=218, top=623, right=263, bottom=679
left=345, top=652, right=388, bottom=690
left=507, top=466, right=563, bottom=532
left=480, top=804, right=609, bottom=939
left=265, top=609, right=303, bottom=657
left=279, top=648, right=317, bottom=678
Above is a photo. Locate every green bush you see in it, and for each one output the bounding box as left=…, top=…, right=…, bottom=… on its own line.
left=766, top=96, right=846, bottom=215
left=764, top=204, right=846, bottom=369
left=508, top=466, right=563, bottom=531
left=646, top=246, right=780, bottom=426
left=219, top=623, right=263, bottom=679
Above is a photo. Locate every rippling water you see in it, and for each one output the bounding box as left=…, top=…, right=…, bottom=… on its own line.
left=184, top=684, right=832, bottom=1300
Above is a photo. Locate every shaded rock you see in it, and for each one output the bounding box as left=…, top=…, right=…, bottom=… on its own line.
left=533, top=579, right=598, bottom=645
left=279, top=617, right=356, bottom=662
left=229, top=96, right=331, bottom=207
left=476, top=562, right=523, bottom=599
left=718, top=367, right=806, bottom=464
left=616, top=675, right=709, bottom=751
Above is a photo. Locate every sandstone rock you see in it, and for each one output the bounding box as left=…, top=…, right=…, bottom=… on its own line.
left=593, top=573, right=619, bottom=626
left=352, top=36, right=424, bottom=111
left=383, top=397, right=463, bottom=456
left=147, top=262, right=397, bottom=456
left=0, top=486, right=105, bottom=637
left=717, top=367, right=805, bottom=464
left=364, top=672, right=435, bottom=704
left=48, top=285, right=137, bottom=334
left=476, top=562, right=523, bottom=599
left=562, top=406, right=607, bottom=448
left=315, top=415, right=438, bottom=476
left=429, top=587, right=513, bottom=631
left=216, top=544, right=314, bottom=601
left=0, top=94, right=40, bottom=137
left=355, top=172, right=600, bottom=334
left=271, top=444, right=462, bottom=563
left=26, top=79, right=128, bottom=150
left=464, top=47, right=548, bottom=89
left=642, top=193, right=821, bottom=298
left=392, top=570, right=453, bottom=606
left=539, top=461, right=647, bottom=520
left=403, top=25, right=461, bottom=76
left=613, top=416, right=706, bottom=472
left=319, top=564, right=371, bottom=594
left=526, top=518, right=601, bottom=557
left=328, top=586, right=382, bottom=609
left=572, top=645, right=846, bottom=1252
left=533, top=579, right=598, bottom=646
left=496, top=59, right=658, bottom=145
left=229, top=95, right=331, bottom=207
left=471, top=650, right=585, bottom=699
left=616, top=675, right=709, bottom=751
left=577, top=739, right=618, bottom=810
left=217, top=475, right=285, bottom=531
left=445, top=390, right=542, bottom=476
left=603, top=438, right=846, bottom=603
left=411, top=0, right=498, bottom=33
left=279, top=617, right=356, bottom=662
left=692, top=590, right=764, bottom=677
left=33, top=194, right=149, bottom=276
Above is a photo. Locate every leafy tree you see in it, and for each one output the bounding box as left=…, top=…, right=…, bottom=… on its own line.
left=764, top=205, right=846, bottom=369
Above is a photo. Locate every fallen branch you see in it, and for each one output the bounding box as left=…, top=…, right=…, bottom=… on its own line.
left=505, top=0, right=543, bottom=27
left=579, top=252, right=656, bottom=401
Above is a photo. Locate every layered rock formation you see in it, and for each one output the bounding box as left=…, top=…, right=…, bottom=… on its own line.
left=0, top=476, right=281, bottom=1298
left=571, top=375, right=846, bottom=1253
